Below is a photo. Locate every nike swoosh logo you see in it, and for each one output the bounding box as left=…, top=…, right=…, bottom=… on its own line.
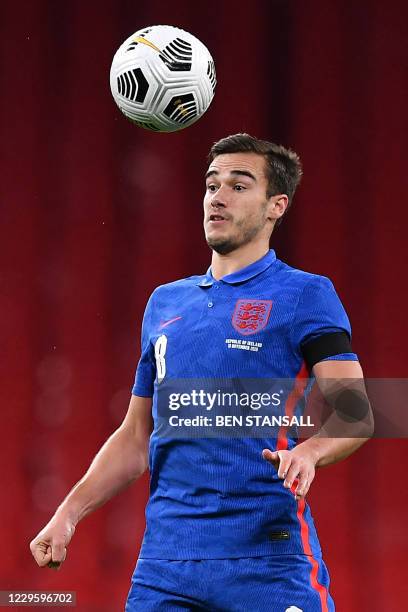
left=133, top=36, right=161, bottom=53
left=159, top=316, right=182, bottom=330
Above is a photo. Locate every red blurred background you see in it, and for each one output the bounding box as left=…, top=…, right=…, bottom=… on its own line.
left=1, top=1, right=407, bottom=610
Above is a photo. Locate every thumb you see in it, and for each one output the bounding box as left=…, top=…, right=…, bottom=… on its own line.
left=51, top=540, right=67, bottom=564
left=47, top=542, right=67, bottom=571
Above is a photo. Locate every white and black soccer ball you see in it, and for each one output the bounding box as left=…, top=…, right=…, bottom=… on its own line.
left=110, top=25, right=216, bottom=132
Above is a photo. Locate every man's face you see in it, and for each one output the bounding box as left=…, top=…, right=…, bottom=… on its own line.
left=203, top=152, right=273, bottom=255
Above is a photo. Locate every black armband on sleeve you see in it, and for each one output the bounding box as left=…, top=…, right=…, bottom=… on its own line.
left=301, top=331, right=352, bottom=369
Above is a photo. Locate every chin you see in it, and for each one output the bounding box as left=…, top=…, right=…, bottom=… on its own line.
left=206, top=236, right=238, bottom=255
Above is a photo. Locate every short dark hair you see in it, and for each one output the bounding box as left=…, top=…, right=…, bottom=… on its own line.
left=208, top=133, right=303, bottom=222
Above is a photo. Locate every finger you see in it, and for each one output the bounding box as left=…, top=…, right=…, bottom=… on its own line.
left=276, top=452, right=293, bottom=480
left=294, top=474, right=308, bottom=499
left=295, top=468, right=315, bottom=499
left=283, top=460, right=301, bottom=489
left=31, top=542, right=52, bottom=568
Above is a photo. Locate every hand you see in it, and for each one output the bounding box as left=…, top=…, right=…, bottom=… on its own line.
left=262, top=445, right=319, bottom=501
left=30, top=514, right=76, bottom=571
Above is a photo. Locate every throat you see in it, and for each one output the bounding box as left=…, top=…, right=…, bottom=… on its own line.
left=210, top=245, right=270, bottom=280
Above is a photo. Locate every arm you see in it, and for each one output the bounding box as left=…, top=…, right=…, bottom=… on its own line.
left=30, top=394, right=153, bottom=569
left=262, top=360, right=374, bottom=500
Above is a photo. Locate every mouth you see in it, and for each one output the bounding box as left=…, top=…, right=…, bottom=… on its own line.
left=208, top=213, right=228, bottom=224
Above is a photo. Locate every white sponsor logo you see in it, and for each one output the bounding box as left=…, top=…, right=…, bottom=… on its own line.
left=285, top=607, right=303, bottom=612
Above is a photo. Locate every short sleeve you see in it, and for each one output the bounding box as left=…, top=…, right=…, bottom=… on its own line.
left=291, top=276, right=358, bottom=361
left=132, top=293, right=156, bottom=397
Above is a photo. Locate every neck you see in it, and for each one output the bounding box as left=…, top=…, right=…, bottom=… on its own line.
left=211, top=241, right=270, bottom=279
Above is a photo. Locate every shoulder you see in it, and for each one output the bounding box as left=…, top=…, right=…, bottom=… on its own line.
left=274, top=259, right=335, bottom=293
left=149, top=274, right=205, bottom=302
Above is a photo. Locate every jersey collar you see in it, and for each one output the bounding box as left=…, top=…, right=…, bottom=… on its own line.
left=198, top=249, right=277, bottom=286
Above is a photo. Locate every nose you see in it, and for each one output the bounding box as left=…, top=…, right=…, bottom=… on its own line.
left=210, top=197, right=225, bottom=210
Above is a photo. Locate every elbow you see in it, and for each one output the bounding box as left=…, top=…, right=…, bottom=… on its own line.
left=352, top=409, right=374, bottom=444
left=363, top=412, right=375, bottom=440
left=127, top=447, right=149, bottom=482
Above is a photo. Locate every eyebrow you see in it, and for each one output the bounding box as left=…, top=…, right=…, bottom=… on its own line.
left=205, top=169, right=257, bottom=182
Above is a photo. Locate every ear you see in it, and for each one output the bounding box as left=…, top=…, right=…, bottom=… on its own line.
left=266, top=194, right=289, bottom=221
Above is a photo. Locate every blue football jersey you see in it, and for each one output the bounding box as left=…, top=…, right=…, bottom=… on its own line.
left=132, top=250, right=357, bottom=559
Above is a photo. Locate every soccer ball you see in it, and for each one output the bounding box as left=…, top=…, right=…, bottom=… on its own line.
left=110, top=25, right=216, bottom=132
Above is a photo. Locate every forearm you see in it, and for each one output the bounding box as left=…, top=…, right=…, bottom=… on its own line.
left=264, top=363, right=372, bottom=498
left=308, top=360, right=374, bottom=467
left=55, top=425, right=148, bottom=525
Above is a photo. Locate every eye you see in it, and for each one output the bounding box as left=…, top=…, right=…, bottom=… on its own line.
left=234, top=184, right=246, bottom=191
left=206, top=184, right=218, bottom=192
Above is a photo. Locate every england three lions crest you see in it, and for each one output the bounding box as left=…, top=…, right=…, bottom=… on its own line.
left=232, top=299, right=273, bottom=336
